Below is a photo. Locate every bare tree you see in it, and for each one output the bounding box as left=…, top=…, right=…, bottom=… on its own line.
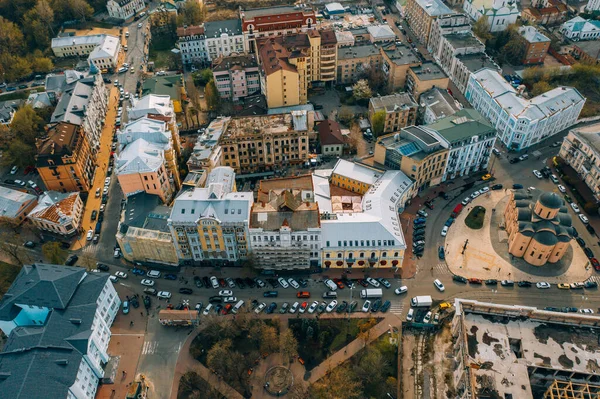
left=280, top=328, right=298, bottom=365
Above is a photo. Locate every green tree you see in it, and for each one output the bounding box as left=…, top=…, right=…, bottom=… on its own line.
left=352, top=79, right=372, bottom=100
left=42, top=242, right=67, bottom=264
left=280, top=328, right=298, bottom=362
left=2, top=140, right=35, bottom=168
left=30, top=54, right=53, bottom=73
left=473, top=16, right=492, bottom=41
left=0, top=16, right=25, bottom=55
left=259, top=324, right=279, bottom=353
left=204, top=79, right=220, bottom=111
left=354, top=347, right=389, bottom=386
left=531, top=80, right=553, bottom=96
left=192, top=68, right=213, bottom=86
left=371, top=110, right=385, bottom=137
left=10, top=105, right=43, bottom=145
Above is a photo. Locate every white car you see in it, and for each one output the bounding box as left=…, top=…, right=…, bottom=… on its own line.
left=579, top=308, right=594, bottom=314
left=394, top=286, right=408, bottom=295
left=210, top=276, right=219, bottom=288
left=254, top=278, right=265, bottom=288
left=138, top=22, right=143, bottom=28
left=417, top=209, right=428, bottom=217
left=223, top=296, right=237, bottom=303
left=13, top=180, right=25, bottom=186
left=103, top=186, right=109, bottom=195
left=480, top=186, right=489, bottom=193
left=423, top=311, right=432, bottom=323
left=104, top=177, right=111, bottom=186
left=533, top=170, right=543, bottom=179
left=406, top=308, right=414, bottom=321
left=366, top=277, right=380, bottom=288
left=218, top=290, right=233, bottom=297
left=203, top=304, right=213, bottom=315
left=157, top=291, right=172, bottom=299
left=278, top=277, right=289, bottom=288
left=115, top=271, right=128, bottom=279
left=289, top=301, right=299, bottom=313
left=195, top=303, right=202, bottom=312
left=254, top=302, right=266, bottom=314
left=579, top=214, right=589, bottom=224
left=325, top=300, right=338, bottom=312
left=441, top=226, right=449, bottom=236
left=122, top=63, right=129, bottom=68
left=307, top=300, right=319, bottom=314
left=86, top=229, right=94, bottom=241
left=140, top=279, right=155, bottom=287
left=471, top=190, right=481, bottom=199
left=288, top=278, right=299, bottom=289
left=558, top=185, right=566, bottom=193
left=536, top=282, right=551, bottom=289
left=461, top=197, right=471, bottom=206
left=570, top=203, right=580, bottom=213
left=434, top=279, right=445, bottom=292
left=361, top=300, right=371, bottom=312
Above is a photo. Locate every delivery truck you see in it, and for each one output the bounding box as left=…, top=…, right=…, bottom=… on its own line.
left=410, top=295, right=433, bottom=307
left=360, top=288, right=383, bottom=299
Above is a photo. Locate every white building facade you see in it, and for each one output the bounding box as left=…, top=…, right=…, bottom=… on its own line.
left=177, top=25, right=208, bottom=65
left=465, top=68, right=585, bottom=150
left=204, top=19, right=245, bottom=62
left=107, top=0, right=145, bottom=20
left=560, top=17, right=600, bottom=41
left=463, top=0, right=519, bottom=32
left=28, top=192, right=83, bottom=237
left=88, top=35, right=121, bottom=70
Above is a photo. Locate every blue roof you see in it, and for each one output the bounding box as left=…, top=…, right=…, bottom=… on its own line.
left=398, top=142, right=421, bottom=156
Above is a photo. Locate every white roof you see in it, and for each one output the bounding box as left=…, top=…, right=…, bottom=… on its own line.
left=325, top=2, right=345, bottom=12
left=128, top=94, right=174, bottom=121
left=118, top=117, right=170, bottom=146
left=89, top=35, right=120, bottom=60
left=205, top=167, right=236, bottom=196
left=51, top=34, right=106, bottom=49
left=311, top=174, right=332, bottom=213
left=473, top=68, right=585, bottom=121
left=0, top=187, right=36, bottom=219
left=116, top=138, right=167, bottom=175
left=518, top=26, right=550, bottom=43
left=366, top=24, right=396, bottom=39
left=320, top=170, right=412, bottom=248
left=169, top=188, right=253, bottom=224
left=332, top=159, right=382, bottom=186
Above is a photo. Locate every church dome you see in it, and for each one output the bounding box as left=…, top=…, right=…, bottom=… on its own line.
left=538, top=192, right=562, bottom=209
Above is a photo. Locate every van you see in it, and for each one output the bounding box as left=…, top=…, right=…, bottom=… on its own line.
left=147, top=270, right=162, bottom=278
left=322, top=291, right=337, bottom=299
left=232, top=300, right=245, bottom=314
left=323, top=279, right=337, bottom=291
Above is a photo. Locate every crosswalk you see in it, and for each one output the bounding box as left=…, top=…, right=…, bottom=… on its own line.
left=81, top=243, right=99, bottom=256
left=141, top=340, right=159, bottom=355
left=587, top=275, right=600, bottom=284
left=389, top=301, right=404, bottom=315
left=433, top=262, right=451, bottom=275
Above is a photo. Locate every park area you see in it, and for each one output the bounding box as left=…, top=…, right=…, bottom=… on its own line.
left=465, top=206, right=486, bottom=229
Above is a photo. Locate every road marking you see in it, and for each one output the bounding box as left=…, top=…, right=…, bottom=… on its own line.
left=389, top=302, right=404, bottom=315
left=142, top=340, right=159, bottom=355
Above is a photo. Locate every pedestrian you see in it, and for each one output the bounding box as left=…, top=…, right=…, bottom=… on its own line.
left=140, top=312, right=143, bottom=317
left=130, top=320, right=134, bottom=326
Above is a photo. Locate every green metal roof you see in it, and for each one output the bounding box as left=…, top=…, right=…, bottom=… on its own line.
left=427, top=108, right=495, bottom=143
left=142, top=74, right=183, bottom=100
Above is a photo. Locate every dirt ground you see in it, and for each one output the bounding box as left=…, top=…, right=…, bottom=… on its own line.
left=401, top=333, right=416, bottom=398
left=64, top=27, right=121, bottom=37
left=427, top=323, right=454, bottom=399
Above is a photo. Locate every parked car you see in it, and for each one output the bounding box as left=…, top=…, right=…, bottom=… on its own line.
left=65, top=254, right=78, bottom=266
left=517, top=281, right=532, bottom=287
left=157, top=291, right=172, bottom=299
left=434, top=279, right=445, bottom=292
left=453, top=275, right=467, bottom=283
left=179, top=288, right=193, bottom=295
left=361, top=300, right=371, bottom=312
left=500, top=280, right=514, bottom=286
left=141, top=279, right=155, bottom=287
left=277, top=277, right=289, bottom=288
left=536, top=282, right=551, bottom=289
left=122, top=301, right=129, bottom=314
left=115, top=271, right=128, bottom=279
left=579, top=214, right=589, bottom=224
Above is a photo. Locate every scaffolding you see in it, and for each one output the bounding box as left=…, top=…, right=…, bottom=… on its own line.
left=544, top=380, right=600, bottom=399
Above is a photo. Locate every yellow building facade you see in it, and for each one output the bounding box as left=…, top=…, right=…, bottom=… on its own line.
left=504, top=190, right=573, bottom=266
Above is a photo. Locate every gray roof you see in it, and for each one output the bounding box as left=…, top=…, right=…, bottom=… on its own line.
left=204, top=19, right=242, bottom=38
left=337, top=44, right=380, bottom=60
left=370, top=93, right=417, bottom=113
left=50, top=76, right=98, bottom=126
left=121, top=192, right=171, bottom=233
left=410, top=62, right=447, bottom=81
left=420, top=87, right=461, bottom=119
left=0, top=264, right=110, bottom=399
left=538, top=191, right=563, bottom=209
left=0, top=100, right=24, bottom=123
left=382, top=43, right=420, bottom=66
left=533, top=231, right=558, bottom=246
left=413, top=0, right=454, bottom=16
left=456, top=53, right=500, bottom=73
left=445, top=33, right=483, bottom=49
left=242, top=5, right=309, bottom=19
left=0, top=186, right=37, bottom=219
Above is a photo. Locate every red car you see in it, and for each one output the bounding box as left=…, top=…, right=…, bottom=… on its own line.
left=591, top=258, right=600, bottom=271
left=333, top=278, right=345, bottom=289
left=23, top=165, right=35, bottom=175
left=357, top=279, right=369, bottom=287
left=300, top=301, right=308, bottom=312
left=218, top=278, right=227, bottom=287
left=468, top=278, right=483, bottom=284
left=221, top=304, right=232, bottom=315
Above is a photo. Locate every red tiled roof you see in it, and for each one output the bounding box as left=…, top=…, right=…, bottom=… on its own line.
left=177, top=25, right=204, bottom=37
left=317, top=120, right=344, bottom=146
left=31, top=192, right=80, bottom=224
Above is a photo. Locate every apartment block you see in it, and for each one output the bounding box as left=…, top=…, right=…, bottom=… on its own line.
left=107, top=0, right=145, bottom=20
left=0, top=264, right=120, bottom=399
left=420, top=87, right=463, bottom=125
left=466, top=68, right=585, bottom=150
left=177, top=25, right=207, bottom=65
left=249, top=175, right=321, bottom=270
left=36, top=122, right=95, bottom=193
left=427, top=13, right=472, bottom=56
left=51, top=34, right=110, bottom=58
left=380, top=43, right=421, bottom=91
left=28, top=192, right=83, bottom=237
left=220, top=112, right=310, bottom=173
left=405, top=0, right=455, bottom=44
left=240, top=5, right=316, bottom=53
left=336, top=44, right=382, bottom=85
left=369, top=93, right=418, bottom=133
left=187, top=116, right=228, bottom=172
left=330, top=159, right=384, bottom=195
left=212, top=54, right=261, bottom=102
left=407, top=62, right=449, bottom=101
left=427, top=108, right=496, bottom=181
left=168, top=167, right=253, bottom=265
left=518, top=26, right=550, bottom=65
left=0, top=187, right=38, bottom=224
left=521, top=0, right=567, bottom=25
left=88, top=35, right=121, bottom=70
left=204, top=19, right=245, bottom=61
left=50, top=74, right=108, bottom=150
left=374, top=126, right=449, bottom=195
left=558, top=122, right=600, bottom=203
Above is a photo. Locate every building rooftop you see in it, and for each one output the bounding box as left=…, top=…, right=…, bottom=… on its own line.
left=472, top=68, right=585, bottom=121
left=367, top=24, right=396, bottom=40
left=378, top=126, right=448, bottom=161
left=224, top=112, right=308, bottom=140
left=335, top=30, right=355, bottom=46
left=410, top=61, right=448, bottom=81
left=204, top=19, right=242, bottom=38
left=50, top=76, right=99, bottom=126
left=574, top=40, right=600, bottom=61
left=519, top=26, right=550, bottom=43
left=241, top=5, right=314, bottom=19
left=457, top=53, right=500, bottom=73
left=118, top=116, right=170, bottom=147
left=121, top=192, right=171, bottom=232
left=128, top=94, right=174, bottom=121
left=562, top=16, right=600, bottom=33
left=188, top=117, right=229, bottom=167
left=318, top=120, right=345, bottom=146
left=250, top=188, right=320, bottom=231
left=88, top=35, right=120, bottom=60
left=29, top=192, right=80, bottom=225
left=370, top=93, right=418, bottom=113
left=420, top=87, right=462, bottom=120
left=213, top=53, right=258, bottom=72
left=565, top=122, right=600, bottom=153
left=0, top=187, right=37, bottom=219
left=454, top=299, right=600, bottom=399
left=338, top=44, right=380, bottom=60
left=116, top=138, right=166, bottom=175
left=0, top=264, right=112, bottom=399
left=325, top=2, right=345, bottom=13
left=381, top=43, right=421, bottom=66
left=176, top=25, right=204, bottom=37
left=332, top=159, right=383, bottom=186
left=414, top=0, right=454, bottom=16
left=51, top=34, right=107, bottom=49
left=445, top=33, right=483, bottom=49
left=427, top=108, right=495, bottom=143
left=141, top=75, right=183, bottom=103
